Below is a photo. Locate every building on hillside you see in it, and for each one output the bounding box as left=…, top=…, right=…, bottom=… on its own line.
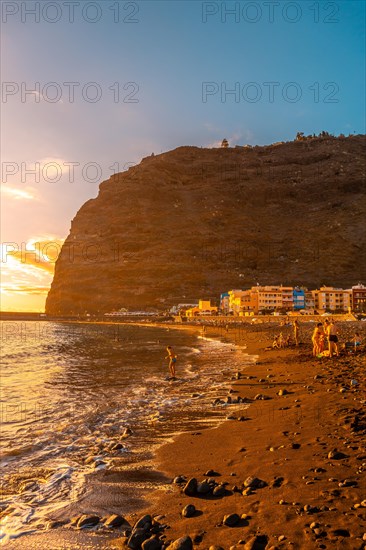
left=186, top=300, right=217, bottom=317
left=312, top=287, right=352, bottom=313
left=305, top=291, right=315, bottom=312
left=251, top=285, right=294, bottom=313
left=351, top=284, right=366, bottom=312
left=220, top=292, right=230, bottom=313
left=293, top=287, right=306, bottom=310
left=226, top=286, right=294, bottom=314
left=228, top=290, right=247, bottom=314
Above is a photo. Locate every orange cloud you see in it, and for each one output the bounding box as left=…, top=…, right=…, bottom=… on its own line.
left=3, top=238, right=65, bottom=274
left=1, top=285, right=50, bottom=295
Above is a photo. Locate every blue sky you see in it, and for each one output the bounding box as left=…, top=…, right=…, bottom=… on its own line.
left=1, top=0, right=365, bottom=309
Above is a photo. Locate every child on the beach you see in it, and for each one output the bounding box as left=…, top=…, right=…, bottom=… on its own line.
left=165, top=346, right=177, bottom=378
left=345, top=333, right=362, bottom=354
left=312, top=323, right=325, bottom=357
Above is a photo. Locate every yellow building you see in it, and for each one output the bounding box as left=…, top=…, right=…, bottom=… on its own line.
left=312, top=287, right=352, bottom=312
left=186, top=300, right=217, bottom=317
left=227, top=286, right=294, bottom=314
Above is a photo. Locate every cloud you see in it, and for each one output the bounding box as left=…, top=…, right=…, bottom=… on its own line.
left=1, top=185, right=37, bottom=200
left=1, top=238, right=65, bottom=274
left=1, top=285, right=50, bottom=295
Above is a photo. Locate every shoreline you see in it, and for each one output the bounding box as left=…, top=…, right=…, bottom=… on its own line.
left=4, top=322, right=365, bottom=549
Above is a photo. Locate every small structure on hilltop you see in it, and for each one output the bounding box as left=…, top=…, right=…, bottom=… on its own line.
left=221, top=138, right=229, bottom=148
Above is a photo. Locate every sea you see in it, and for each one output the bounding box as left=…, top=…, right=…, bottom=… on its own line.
left=0, top=321, right=256, bottom=545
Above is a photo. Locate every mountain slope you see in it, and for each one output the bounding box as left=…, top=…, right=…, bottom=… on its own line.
left=46, top=135, right=366, bottom=314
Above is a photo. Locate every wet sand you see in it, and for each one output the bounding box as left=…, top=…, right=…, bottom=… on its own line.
left=5, top=322, right=365, bottom=549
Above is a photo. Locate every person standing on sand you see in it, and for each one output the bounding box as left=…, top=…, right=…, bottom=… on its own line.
left=312, top=323, right=325, bottom=357
left=165, top=346, right=177, bottom=378
left=292, top=319, right=299, bottom=345
left=324, top=319, right=339, bottom=358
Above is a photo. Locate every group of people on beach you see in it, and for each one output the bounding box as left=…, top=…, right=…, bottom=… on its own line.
left=312, top=319, right=361, bottom=358
left=312, top=319, right=339, bottom=358
left=272, top=319, right=299, bottom=349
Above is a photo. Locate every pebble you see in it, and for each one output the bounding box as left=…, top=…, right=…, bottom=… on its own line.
left=77, top=515, right=100, bottom=528
left=173, top=476, right=186, bottom=484
left=134, top=515, right=152, bottom=531
left=278, top=389, right=289, bottom=396
left=278, top=535, right=286, bottom=541
left=243, top=476, right=266, bottom=489
left=327, top=449, right=347, bottom=460
left=111, top=442, right=124, bottom=450
left=223, top=513, right=240, bottom=526
left=212, top=484, right=226, bottom=497
left=127, top=528, right=150, bottom=548
left=104, top=514, right=127, bottom=528
left=183, top=478, right=197, bottom=496
left=182, top=504, right=196, bottom=518
left=331, top=529, right=350, bottom=537
left=242, top=535, right=268, bottom=549
left=141, top=538, right=161, bottom=550
left=197, top=481, right=211, bottom=494
left=166, top=536, right=193, bottom=550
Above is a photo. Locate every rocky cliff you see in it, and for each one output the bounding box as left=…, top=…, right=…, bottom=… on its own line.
left=46, top=135, right=366, bottom=314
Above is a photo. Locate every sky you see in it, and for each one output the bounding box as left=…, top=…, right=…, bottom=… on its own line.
left=1, top=0, right=365, bottom=311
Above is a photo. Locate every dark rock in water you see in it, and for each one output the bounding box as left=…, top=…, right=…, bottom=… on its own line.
left=93, top=459, right=106, bottom=468
left=212, top=484, right=226, bottom=497
left=104, top=514, right=127, bottom=528
left=331, top=529, right=350, bottom=537
left=111, top=442, right=124, bottom=450
left=223, top=513, right=240, bottom=526
left=166, top=536, right=193, bottom=550
left=77, top=515, right=100, bottom=528
left=244, top=476, right=267, bottom=489
left=46, top=520, right=64, bottom=529
left=204, top=469, right=220, bottom=476
left=182, top=504, right=196, bottom=518
left=183, top=478, right=197, bottom=496
left=141, top=536, right=162, bottom=550
left=327, top=449, right=347, bottom=460
left=133, top=514, right=152, bottom=532
left=197, top=481, right=211, bottom=494
left=127, top=528, right=150, bottom=549
left=243, top=534, right=269, bottom=549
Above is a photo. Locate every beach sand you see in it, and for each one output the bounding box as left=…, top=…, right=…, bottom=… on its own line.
left=111, top=322, right=366, bottom=549
left=5, top=322, right=365, bottom=549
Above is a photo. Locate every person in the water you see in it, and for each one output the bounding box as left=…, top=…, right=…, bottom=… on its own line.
left=165, top=346, right=177, bottom=378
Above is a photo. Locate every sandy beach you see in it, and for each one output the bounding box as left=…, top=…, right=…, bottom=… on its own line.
left=4, top=321, right=365, bottom=550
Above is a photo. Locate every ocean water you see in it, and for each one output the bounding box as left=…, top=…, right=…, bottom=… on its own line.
left=0, top=321, right=256, bottom=543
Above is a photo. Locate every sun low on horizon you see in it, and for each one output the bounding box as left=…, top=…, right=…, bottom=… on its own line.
left=1, top=237, right=63, bottom=312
